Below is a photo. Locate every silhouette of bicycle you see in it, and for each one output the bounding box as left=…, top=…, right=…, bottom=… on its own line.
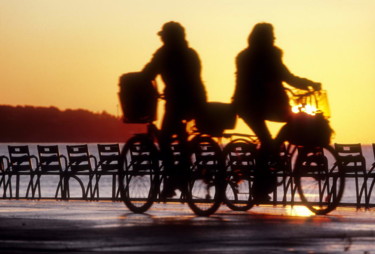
left=119, top=77, right=345, bottom=216
left=222, top=89, right=345, bottom=215
left=119, top=120, right=224, bottom=216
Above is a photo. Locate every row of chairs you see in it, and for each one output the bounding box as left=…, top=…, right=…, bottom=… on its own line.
left=1, top=142, right=375, bottom=207
left=334, top=143, right=375, bottom=208
left=0, top=144, right=121, bottom=200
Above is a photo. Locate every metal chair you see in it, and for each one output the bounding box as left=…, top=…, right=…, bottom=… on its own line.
left=334, top=143, right=367, bottom=208
left=0, top=154, right=10, bottom=197
left=6, top=146, right=39, bottom=199
left=65, top=145, right=97, bottom=199
left=364, top=144, right=375, bottom=207
left=92, top=144, right=121, bottom=200
left=36, top=145, right=67, bottom=199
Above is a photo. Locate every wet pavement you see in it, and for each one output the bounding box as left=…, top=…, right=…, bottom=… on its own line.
left=0, top=200, right=374, bottom=253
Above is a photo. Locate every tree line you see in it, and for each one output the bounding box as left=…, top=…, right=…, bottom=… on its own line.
left=0, top=105, right=145, bottom=143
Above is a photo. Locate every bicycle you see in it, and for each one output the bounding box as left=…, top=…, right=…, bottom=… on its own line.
left=222, top=89, right=345, bottom=215
left=118, top=72, right=227, bottom=216
left=119, top=121, right=224, bottom=216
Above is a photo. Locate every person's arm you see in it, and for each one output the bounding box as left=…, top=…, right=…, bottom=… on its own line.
left=142, top=49, right=161, bottom=81
left=281, top=64, right=321, bottom=91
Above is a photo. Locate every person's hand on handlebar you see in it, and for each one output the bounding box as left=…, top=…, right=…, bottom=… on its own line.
left=311, top=82, right=322, bottom=91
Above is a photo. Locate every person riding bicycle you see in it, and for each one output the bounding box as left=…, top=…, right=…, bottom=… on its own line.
left=232, top=22, right=321, bottom=202
left=142, top=21, right=207, bottom=198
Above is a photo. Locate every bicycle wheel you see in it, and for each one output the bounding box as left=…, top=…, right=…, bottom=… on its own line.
left=223, top=140, right=257, bottom=211
left=119, top=135, right=159, bottom=213
left=293, top=145, right=345, bottom=215
left=186, top=136, right=223, bottom=216
left=224, top=171, right=255, bottom=211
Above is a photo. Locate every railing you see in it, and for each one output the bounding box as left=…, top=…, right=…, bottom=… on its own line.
left=0, top=143, right=374, bottom=209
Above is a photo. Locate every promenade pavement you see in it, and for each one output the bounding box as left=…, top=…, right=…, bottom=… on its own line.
left=0, top=200, right=374, bottom=253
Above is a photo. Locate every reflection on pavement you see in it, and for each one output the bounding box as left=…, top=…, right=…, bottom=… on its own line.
left=0, top=200, right=374, bottom=253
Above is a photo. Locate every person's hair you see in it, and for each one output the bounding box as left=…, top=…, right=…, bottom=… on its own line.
left=159, top=21, right=188, bottom=47
left=247, top=23, right=274, bottom=49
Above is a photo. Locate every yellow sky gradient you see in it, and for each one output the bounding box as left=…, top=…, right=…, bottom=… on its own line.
left=1, top=0, right=374, bottom=143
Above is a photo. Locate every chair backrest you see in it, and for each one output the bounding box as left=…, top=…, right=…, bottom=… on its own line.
left=297, top=146, right=328, bottom=171
left=168, top=138, right=188, bottom=168
left=37, top=145, right=64, bottom=172
left=66, top=145, right=93, bottom=172
left=192, top=139, right=222, bottom=171
left=8, top=145, right=36, bottom=172
left=223, top=141, right=257, bottom=171
left=97, top=144, right=121, bottom=171
left=125, top=140, right=158, bottom=171
left=334, top=143, right=366, bottom=173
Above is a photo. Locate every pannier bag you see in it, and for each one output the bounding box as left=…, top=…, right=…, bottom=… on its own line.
left=118, top=72, right=158, bottom=123
left=196, top=102, right=236, bottom=136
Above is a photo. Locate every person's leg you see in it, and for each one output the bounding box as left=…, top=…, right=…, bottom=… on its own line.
left=159, top=106, right=187, bottom=197
left=240, top=113, right=273, bottom=153
left=239, top=113, right=276, bottom=202
left=159, top=108, right=176, bottom=197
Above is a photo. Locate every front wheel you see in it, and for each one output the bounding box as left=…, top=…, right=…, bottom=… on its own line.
left=223, top=140, right=257, bottom=211
left=119, top=135, right=159, bottom=213
left=293, top=145, right=345, bottom=215
left=186, top=136, right=224, bottom=216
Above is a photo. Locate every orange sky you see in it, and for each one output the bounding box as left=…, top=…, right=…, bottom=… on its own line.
left=1, top=0, right=374, bottom=143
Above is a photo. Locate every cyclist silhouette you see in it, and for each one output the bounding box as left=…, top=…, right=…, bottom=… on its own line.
left=232, top=22, right=321, bottom=201
left=142, top=21, right=207, bottom=198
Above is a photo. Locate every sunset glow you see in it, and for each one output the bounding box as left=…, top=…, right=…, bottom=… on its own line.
left=1, top=0, right=374, bottom=143
left=291, top=104, right=318, bottom=116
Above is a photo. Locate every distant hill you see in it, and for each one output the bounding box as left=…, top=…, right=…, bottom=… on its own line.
left=0, top=105, right=145, bottom=143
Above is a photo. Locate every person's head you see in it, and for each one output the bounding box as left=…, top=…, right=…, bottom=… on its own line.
left=247, top=23, right=275, bottom=49
left=158, top=21, right=187, bottom=47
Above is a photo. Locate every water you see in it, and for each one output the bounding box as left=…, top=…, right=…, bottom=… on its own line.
left=0, top=143, right=374, bottom=206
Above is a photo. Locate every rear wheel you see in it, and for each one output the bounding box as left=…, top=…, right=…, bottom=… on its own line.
left=119, top=135, right=159, bottom=213
left=294, top=145, right=345, bottom=215
left=223, top=140, right=257, bottom=211
left=186, top=136, right=223, bottom=216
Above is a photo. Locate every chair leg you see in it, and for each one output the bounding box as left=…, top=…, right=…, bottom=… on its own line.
left=31, top=174, right=41, bottom=199
left=0, top=174, right=6, bottom=198
left=26, top=173, right=38, bottom=199
left=69, top=175, right=86, bottom=199
left=91, top=174, right=100, bottom=200
left=16, top=174, right=20, bottom=199
left=64, top=176, right=70, bottom=200
left=355, top=174, right=360, bottom=208
left=55, top=175, right=65, bottom=199
left=365, top=174, right=374, bottom=208
left=81, top=175, right=92, bottom=200
left=5, top=175, right=13, bottom=198
left=37, top=175, right=41, bottom=198
left=86, top=174, right=95, bottom=200
left=112, top=174, right=117, bottom=201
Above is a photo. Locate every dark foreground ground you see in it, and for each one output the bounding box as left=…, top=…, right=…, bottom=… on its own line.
left=0, top=200, right=374, bottom=253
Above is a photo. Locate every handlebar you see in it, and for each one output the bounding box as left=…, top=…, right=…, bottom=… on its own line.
left=286, top=87, right=330, bottom=117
